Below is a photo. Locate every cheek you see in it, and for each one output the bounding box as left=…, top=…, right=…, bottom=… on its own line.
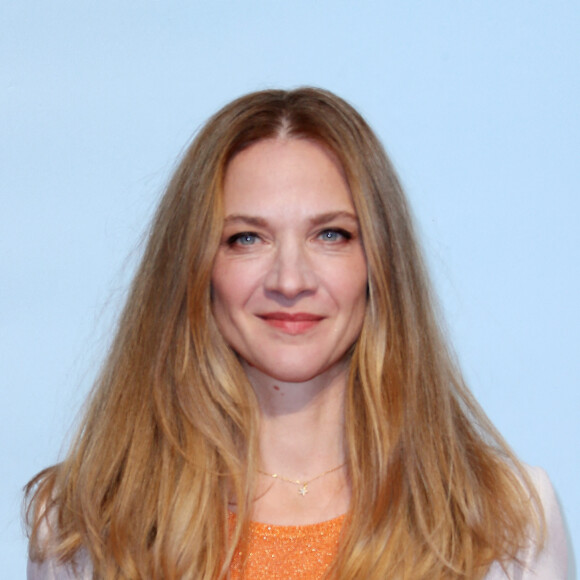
left=210, top=261, right=233, bottom=320
left=211, top=259, right=260, bottom=314
left=336, top=259, right=368, bottom=306
left=210, top=273, right=241, bottom=349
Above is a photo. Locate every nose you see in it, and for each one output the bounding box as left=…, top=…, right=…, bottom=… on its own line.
left=264, top=241, right=317, bottom=300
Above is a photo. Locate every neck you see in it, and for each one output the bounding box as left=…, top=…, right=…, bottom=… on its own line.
left=244, top=361, right=348, bottom=478
left=239, top=361, right=351, bottom=525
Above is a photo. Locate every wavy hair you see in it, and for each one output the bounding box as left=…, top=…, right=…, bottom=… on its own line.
left=25, top=88, right=542, bottom=578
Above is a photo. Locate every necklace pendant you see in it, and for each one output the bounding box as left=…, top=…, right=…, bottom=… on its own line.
left=298, top=484, right=308, bottom=496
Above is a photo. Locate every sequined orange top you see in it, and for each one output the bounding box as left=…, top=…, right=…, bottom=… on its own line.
left=229, top=513, right=345, bottom=579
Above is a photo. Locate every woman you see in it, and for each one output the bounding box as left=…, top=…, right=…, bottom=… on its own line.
left=25, top=88, right=568, bottom=579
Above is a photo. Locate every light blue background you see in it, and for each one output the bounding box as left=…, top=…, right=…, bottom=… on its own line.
left=2, top=2, right=578, bottom=577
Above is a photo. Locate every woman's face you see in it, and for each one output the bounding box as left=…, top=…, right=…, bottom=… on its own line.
left=211, top=138, right=368, bottom=384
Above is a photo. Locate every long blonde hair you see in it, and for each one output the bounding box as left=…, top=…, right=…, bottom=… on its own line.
left=26, top=88, right=542, bottom=579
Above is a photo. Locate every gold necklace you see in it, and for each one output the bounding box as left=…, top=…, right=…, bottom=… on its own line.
left=258, top=462, right=346, bottom=496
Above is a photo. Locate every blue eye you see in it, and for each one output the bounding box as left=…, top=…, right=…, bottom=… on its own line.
left=318, top=229, right=351, bottom=242
left=227, top=232, right=258, bottom=246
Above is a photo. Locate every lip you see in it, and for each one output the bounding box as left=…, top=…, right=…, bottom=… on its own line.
left=258, top=312, right=324, bottom=335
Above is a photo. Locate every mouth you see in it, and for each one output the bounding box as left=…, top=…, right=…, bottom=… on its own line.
left=258, top=312, right=324, bottom=335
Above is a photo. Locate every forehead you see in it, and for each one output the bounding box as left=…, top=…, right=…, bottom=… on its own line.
left=222, top=138, right=354, bottom=215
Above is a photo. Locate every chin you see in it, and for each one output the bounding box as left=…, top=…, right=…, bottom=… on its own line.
left=247, top=356, right=349, bottom=385
left=271, top=371, right=321, bottom=384
left=255, top=366, right=318, bottom=384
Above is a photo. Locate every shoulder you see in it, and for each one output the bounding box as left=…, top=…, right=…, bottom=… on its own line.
left=27, top=554, right=92, bottom=580
left=27, top=549, right=92, bottom=580
left=485, top=465, right=569, bottom=579
left=26, top=507, right=93, bottom=580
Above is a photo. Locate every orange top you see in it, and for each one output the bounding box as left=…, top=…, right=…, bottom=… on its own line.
left=229, top=513, right=345, bottom=579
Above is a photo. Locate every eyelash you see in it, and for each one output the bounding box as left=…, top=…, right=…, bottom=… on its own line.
left=226, top=232, right=259, bottom=246
left=225, top=228, right=353, bottom=248
left=317, top=228, right=352, bottom=242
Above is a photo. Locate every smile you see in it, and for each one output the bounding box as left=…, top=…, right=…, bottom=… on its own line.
left=258, top=312, right=324, bottom=335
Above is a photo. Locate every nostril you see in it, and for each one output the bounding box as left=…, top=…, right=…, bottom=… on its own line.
left=263, top=247, right=316, bottom=298
left=264, top=268, right=317, bottom=299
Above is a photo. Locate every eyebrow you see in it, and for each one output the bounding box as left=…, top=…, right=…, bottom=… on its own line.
left=308, top=211, right=359, bottom=227
left=223, top=211, right=359, bottom=228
